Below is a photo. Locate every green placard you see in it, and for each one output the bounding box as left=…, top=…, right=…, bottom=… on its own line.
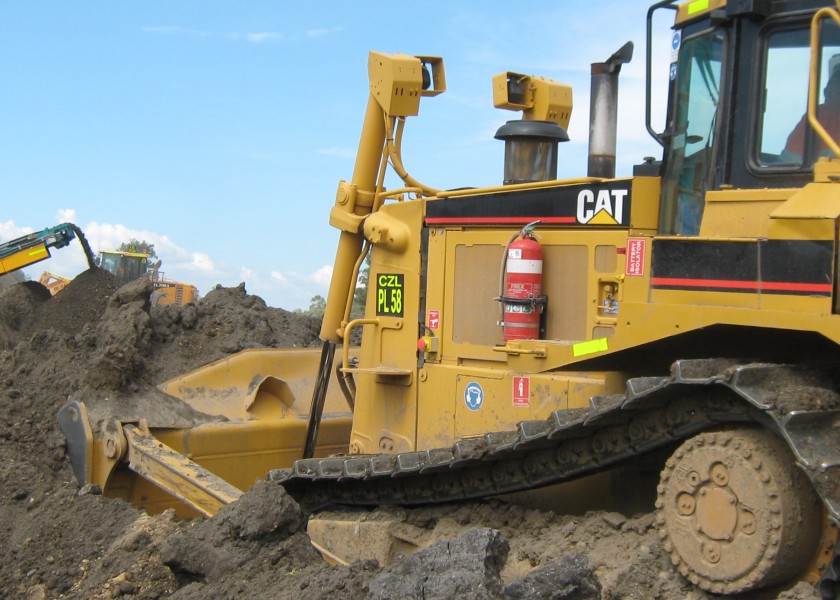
left=376, top=273, right=405, bottom=317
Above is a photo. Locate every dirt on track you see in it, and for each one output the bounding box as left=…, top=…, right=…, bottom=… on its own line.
left=0, top=269, right=824, bottom=599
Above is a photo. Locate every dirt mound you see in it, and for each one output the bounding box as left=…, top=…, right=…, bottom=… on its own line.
left=0, top=272, right=825, bottom=599
left=0, top=280, right=52, bottom=350
left=148, top=282, right=321, bottom=383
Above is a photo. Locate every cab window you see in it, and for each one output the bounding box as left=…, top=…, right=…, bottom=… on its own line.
left=759, top=22, right=840, bottom=167
left=660, top=31, right=723, bottom=236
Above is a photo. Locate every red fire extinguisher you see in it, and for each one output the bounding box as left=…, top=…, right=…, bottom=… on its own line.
left=498, top=222, right=547, bottom=341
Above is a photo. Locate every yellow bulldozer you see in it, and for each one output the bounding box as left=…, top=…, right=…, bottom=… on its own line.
left=57, top=0, right=840, bottom=596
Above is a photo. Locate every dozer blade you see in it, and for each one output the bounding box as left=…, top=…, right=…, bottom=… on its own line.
left=60, top=347, right=356, bottom=518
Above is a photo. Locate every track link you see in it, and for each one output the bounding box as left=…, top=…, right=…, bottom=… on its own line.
left=270, top=359, right=840, bottom=597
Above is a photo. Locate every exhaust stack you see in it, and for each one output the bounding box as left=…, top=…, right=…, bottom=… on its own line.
left=588, top=41, right=634, bottom=179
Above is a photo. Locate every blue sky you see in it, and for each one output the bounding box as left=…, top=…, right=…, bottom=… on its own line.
left=1, top=2, right=671, bottom=310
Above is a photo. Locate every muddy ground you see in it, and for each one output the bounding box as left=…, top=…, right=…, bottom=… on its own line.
left=0, top=269, right=824, bottom=599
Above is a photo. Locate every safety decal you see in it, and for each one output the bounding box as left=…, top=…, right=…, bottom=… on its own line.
left=464, top=382, right=484, bottom=411
left=625, top=238, right=646, bottom=276
left=428, top=309, right=440, bottom=329
left=376, top=273, right=404, bottom=317
left=513, top=376, right=530, bottom=408
left=572, top=338, right=609, bottom=358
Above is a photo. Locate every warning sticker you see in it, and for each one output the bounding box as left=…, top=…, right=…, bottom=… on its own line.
left=428, top=310, right=440, bottom=329
left=625, top=238, right=646, bottom=276
left=465, top=382, right=484, bottom=411
left=513, top=376, right=530, bottom=407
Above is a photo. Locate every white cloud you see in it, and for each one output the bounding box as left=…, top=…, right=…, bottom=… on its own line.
left=182, top=252, right=215, bottom=273
left=245, top=32, right=284, bottom=44
left=55, top=208, right=77, bottom=224
left=307, top=27, right=341, bottom=39
left=0, top=220, right=32, bottom=243
left=143, top=25, right=288, bottom=44
left=253, top=265, right=335, bottom=309
left=318, top=147, right=356, bottom=159
left=307, top=265, right=333, bottom=286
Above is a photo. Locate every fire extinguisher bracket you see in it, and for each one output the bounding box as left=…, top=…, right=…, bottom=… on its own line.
left=495, top=294, right=548, bottom=307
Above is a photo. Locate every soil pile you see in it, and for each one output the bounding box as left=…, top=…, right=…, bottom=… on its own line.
left=0, top=270, right=824, bottom=599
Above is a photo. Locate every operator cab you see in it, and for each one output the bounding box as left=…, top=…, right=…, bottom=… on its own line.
left=651, top=0, right=840, bottom=235
left=97, top=250, right=149, bottom=285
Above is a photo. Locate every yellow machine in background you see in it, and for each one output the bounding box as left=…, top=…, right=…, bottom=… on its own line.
left=37, top=272, right=72, bottom=295
left=0, top=223, right=196, bottom=306
left=96, top=250, right=197, bottom=306
left=59, top=1, right=840, bottom=597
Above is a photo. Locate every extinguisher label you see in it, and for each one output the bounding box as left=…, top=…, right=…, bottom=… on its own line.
left=513, top=376, right=530, bottom=407
left=626, top=238, right=646, bottom=276
left=376, top=273, right=405, bottom=317
left=506, top=304, right=534, bottom=314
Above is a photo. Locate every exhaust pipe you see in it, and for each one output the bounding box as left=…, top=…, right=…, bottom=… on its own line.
left=588, top=41, right=634, bottom=179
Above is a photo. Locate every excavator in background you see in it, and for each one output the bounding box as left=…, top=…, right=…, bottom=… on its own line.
left=58, top=1, right=840, bottom=596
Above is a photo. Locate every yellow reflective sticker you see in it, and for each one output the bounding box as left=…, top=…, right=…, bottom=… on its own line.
left=687, top=0, right=710, bottom=15
left=28, top=247, right=47, bottom=257
left=572, top=337, right=609, bottom=357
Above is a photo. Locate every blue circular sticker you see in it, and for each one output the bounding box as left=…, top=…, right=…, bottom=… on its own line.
left=464, top=382, right=484, bottom=411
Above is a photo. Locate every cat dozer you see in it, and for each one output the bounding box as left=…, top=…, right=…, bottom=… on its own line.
left=61, top=1, right=840, bottom=596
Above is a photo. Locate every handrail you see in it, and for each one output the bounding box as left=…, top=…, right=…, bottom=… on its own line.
left=808, top=5, right=840, bottom=159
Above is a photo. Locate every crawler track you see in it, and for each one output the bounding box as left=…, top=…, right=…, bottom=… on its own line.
left=272, top=359, right=840, bottom=598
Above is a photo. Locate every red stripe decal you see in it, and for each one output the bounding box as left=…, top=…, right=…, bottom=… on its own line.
left=651, top=277, right=832, bottom=293
left=759, top=281, right=833, bottom=293
left=425, top=216, right=578, bottom=225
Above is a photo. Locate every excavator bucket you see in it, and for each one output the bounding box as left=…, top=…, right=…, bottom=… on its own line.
left=59, top=347, right=355, bottom=518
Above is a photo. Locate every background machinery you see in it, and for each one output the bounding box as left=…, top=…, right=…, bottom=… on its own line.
left=59, top=1, right=840, bottom=596
left=0, top=223, right=197, bottom=306
left=96, top=249, right=198, bottom=305
left=0, top=223, right=95, bottom=278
